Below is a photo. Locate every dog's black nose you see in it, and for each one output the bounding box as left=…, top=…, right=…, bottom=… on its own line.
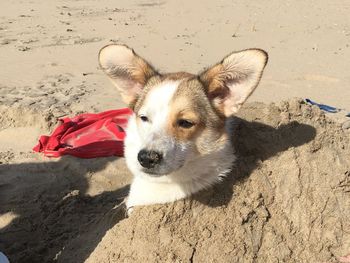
left=137, top=149, right=163, bottom=169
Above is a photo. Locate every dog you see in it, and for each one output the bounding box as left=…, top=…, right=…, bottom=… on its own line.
left=99, top=44, right=268, bottom=210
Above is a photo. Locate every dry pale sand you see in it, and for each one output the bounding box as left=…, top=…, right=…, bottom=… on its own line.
left=0, top=0, right=350, bottom=262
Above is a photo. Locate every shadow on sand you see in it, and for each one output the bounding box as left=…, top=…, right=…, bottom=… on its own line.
left=0, top=157, right=129, bottom=263
left=194, top=117, right=316, bottom=207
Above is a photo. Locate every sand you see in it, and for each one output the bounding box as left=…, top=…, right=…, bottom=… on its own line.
left=0, top=0, right=350, bottom=262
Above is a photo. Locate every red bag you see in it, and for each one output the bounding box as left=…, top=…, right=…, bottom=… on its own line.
left=33, top=108, right=133, bottom=158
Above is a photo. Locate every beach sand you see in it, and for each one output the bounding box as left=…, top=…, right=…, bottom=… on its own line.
left=0, top=0, right=349, bottom=262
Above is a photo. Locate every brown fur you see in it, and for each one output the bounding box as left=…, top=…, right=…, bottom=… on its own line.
left=168, top=78, right=227, bottom=154
left=130, top=55, right=157, bottom=86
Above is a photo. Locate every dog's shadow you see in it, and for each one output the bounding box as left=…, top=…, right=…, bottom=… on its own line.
left=194, top=117, right=317, bottom=207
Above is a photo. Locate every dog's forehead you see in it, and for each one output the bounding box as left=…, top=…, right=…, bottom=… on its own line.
left=135, top=74, right=202, bottom=113
left=140, top=80, right=179, bottom=114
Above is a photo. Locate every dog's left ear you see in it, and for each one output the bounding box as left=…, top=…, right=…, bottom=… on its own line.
left=200, top=49, right=268, bottom=116
left=99, top=44, right=157, bottom=105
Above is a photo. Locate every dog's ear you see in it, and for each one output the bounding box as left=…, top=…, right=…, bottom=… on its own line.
left=200, top=49, right=268, bottom=116
left=99, top=44, right=157, bottom=105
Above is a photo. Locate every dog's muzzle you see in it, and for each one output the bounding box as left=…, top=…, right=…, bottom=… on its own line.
left=137, top=149, right=163, bottom=169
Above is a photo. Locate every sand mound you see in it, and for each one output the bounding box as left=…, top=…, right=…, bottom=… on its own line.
left=84, top=99, right=350, bottom=263
left=1, top=99, right=349, bottom=263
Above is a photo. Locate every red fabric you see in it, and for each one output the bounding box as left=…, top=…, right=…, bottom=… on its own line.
left=33, top=108, right=133, bottom=158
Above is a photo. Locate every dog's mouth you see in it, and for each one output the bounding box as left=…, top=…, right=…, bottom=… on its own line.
left=141, top=168, right=166, bottom=177
left=141, top=162, right=185, bottom=177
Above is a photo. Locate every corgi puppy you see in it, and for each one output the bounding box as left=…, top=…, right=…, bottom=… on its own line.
left=99, top=44, right=268, bottom=210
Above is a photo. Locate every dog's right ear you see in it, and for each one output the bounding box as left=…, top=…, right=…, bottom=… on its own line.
left=99, top=44, right=157, bottom=105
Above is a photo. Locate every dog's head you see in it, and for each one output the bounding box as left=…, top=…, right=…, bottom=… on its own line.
left=99, top=45, right=267, bottom=177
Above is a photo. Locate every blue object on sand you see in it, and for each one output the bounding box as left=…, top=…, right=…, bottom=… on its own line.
left=0, top=252, right=9, bottom=263
left=305, top=98, right=340, bottom=113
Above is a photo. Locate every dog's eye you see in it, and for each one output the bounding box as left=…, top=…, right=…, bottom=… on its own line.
left=177, top=119, right=194, bottom=129
left=139, top=115, right=149, bottom=122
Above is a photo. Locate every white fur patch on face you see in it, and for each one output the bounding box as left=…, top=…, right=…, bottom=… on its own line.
left=138, top=81, right=179, bottom=138
left=124, top=81, right=193, bottom=177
